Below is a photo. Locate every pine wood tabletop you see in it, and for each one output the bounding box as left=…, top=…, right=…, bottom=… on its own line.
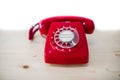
left=0, top=30, right=120, bottom=80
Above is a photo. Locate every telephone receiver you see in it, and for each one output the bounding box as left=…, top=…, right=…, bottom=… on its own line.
left=28, top=16, right=95, bottom=64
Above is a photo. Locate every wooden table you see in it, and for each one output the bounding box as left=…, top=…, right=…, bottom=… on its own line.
left=0, top=30, right=120, bottom=80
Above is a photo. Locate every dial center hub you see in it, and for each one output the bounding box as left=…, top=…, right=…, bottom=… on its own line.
left=59, top=30, right=74, bottom=42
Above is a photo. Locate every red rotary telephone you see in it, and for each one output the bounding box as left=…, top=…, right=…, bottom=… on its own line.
left=28, top=16, right=95, bottom=64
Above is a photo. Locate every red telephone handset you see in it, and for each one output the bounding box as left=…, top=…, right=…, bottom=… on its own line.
left=29, top=16, right=95, bottom=64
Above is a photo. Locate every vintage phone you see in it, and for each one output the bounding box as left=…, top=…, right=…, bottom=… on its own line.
left=28, top=16, right=95, bottom=64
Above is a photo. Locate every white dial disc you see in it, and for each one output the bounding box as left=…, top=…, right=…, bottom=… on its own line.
left=59, top=30, right=74, bottom=42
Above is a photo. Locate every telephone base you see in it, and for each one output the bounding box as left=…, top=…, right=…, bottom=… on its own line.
left=45, top=56, right=88, bottom=64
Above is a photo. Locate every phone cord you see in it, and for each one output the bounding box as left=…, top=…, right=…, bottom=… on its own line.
left=28, top=23, right=39, bottom=40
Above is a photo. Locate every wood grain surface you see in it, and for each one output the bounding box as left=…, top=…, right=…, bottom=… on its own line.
left=0, top=30, right=120, bottom=80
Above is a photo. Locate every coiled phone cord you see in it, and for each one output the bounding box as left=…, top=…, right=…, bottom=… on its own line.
left=29, top=23, right=39, bottom=40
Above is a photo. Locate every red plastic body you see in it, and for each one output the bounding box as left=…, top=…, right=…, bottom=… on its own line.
left=43, top=22, right=89, bottom=64
left=29, top=16, right=95, bottom=64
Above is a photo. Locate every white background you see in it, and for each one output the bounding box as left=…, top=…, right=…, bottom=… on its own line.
left=0, top=0, right=120, bottom=30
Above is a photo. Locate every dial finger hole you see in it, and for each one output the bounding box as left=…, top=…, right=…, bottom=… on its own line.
left=60, top=29, right=62, bottom=32
left=67, top=28, right=70, bottom=30
left=55, top=35, right=59, bottom=38
left=55, top=39, right=59, bottom=41
left=58, top=41, right=62, bottom=45
left=56, top=32, right=60, bottom=34
left=67, top=43, right=71, bottom=47
left=63, top=28, right=66, bottom=30
left=62, top=43, right=66, bottom=47
left=71, top=30, right=74, bottom=32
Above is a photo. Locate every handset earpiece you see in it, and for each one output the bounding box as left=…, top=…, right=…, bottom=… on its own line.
left=83, top=20, right=95, bottom=34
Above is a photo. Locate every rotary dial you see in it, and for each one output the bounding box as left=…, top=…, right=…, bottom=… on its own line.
left=54, top=26, right=79, bottom=49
